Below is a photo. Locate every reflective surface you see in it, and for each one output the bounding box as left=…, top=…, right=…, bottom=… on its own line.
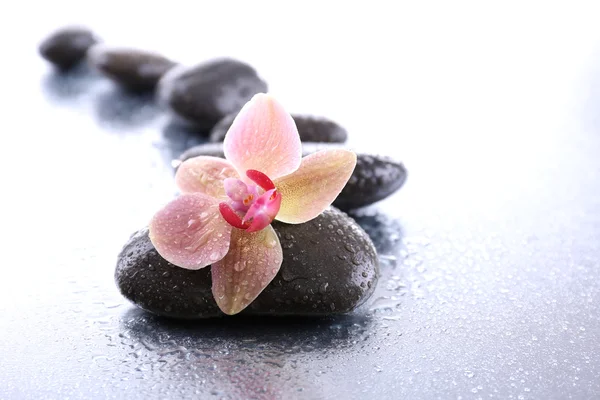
left=2, top=3, right=600, bottom=399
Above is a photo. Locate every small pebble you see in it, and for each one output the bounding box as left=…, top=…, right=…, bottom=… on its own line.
left=39, top=26, right=99, bottom=69
left=87, top=45, right=177, bottom=91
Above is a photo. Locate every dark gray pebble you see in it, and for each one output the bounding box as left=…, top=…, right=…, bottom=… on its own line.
left=115, top=207, right=378, bottom=318
left=87, top=46, right=177, bottom=91
left=335, top=152, right=408, bottom=210
left=157, top=58, right=268, bottom=130
left=209, top=113, right=348, bottom=143
left=177, top=143, right=407, bottom=210
left=39, top=26, right=99, bottom=69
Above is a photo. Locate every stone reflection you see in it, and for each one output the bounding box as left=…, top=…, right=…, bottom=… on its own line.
left=159, top=118, right=209, bottom=166
left=118, top=308, right=372, bottom=397
left=93, top=87, right=160, bottom=129
left=41, top=63, right=100, bottom=102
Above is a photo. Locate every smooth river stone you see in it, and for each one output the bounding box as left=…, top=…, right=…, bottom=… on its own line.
left=157, top=58, right=268, bottom=130
left=39, top=26, right=100, bottom=69
left=115, top=208, right=379, bottom=318
left=209, top=113, right=348, bottom=143
left=87, top=46, right=177, bottom=91
left=176, top=143, right=408, bottom=210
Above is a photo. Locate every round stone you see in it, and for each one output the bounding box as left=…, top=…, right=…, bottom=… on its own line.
left=87, top=45, right=177, bottom=91
left=39, top=26, right=99, bottom=69
left=115, top=208, right=379, bottom=318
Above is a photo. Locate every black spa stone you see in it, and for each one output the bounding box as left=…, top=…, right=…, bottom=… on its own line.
left=39, top=26, right=99, bottom=69
left=157, top=58, right=268, bottom=130
left=87, top=46, right=177, bottom=91
left=115, top=208, right=378, bottom=318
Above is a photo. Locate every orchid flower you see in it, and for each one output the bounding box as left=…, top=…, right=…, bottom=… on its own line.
left=149, top=94, right=356, bottom=315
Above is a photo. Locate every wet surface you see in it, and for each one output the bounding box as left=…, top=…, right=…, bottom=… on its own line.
left=2, top=3, right=600, bottom=399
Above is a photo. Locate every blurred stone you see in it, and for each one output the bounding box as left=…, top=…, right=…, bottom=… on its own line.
left=157, top=58, right=268, bottom=130
left=39, top=26, right=99, bottom=70
left=88, top=45, right=177, bottom=91
left=115, top=208, right=378, bottom=318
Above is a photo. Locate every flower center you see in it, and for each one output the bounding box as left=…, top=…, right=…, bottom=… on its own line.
left=219, top=170, right=282, bottom=233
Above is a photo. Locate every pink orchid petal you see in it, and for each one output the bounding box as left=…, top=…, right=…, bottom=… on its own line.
left=223, top=94, right=302, bottom=180
left=211, top=226, right=283, bottom=315
left=274, top=149, right=357, bottom=224
left=149, top=193, right=232, bottom=269
left=175, top=156, right=239, bottom=198
left=242, top=189, right=282, bottom=233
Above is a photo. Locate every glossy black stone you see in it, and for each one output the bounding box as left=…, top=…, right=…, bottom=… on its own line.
left=87, top=46, right=177, bottom=91
left=157, top=58, right=268, bottom=130
left=39, top=26, right=99, bottom=69
left=209, top=112, right=348, bottom=143
left=335, top=153, right=408, bottom=210
left=115, top=208, right=379, bottom=318
left=177, top=143, right=407, bottom=210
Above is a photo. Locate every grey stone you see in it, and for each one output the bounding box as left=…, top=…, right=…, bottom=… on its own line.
left=157, top=58, right=268, bottom=130
left=39, top=26, right=99, bottom=70
left=87, top=46, right=177, bottom=91
left=209, top=113, right=348, bottom=143
left=115, top=208, right=378, bottom=318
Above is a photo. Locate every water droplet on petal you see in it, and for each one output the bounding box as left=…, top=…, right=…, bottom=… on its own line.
left=210, top=252, right=220, bottom=261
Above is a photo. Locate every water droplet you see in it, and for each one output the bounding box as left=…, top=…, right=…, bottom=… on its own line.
left=210, top=252, right=220, bottom=261
left=344, top=243, right=355, bottom=253
left=244, top=293, right=252, bottom=300
left=234, top=261, right=244, bottom=272
left=319, top=282, right=329, bottom=294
